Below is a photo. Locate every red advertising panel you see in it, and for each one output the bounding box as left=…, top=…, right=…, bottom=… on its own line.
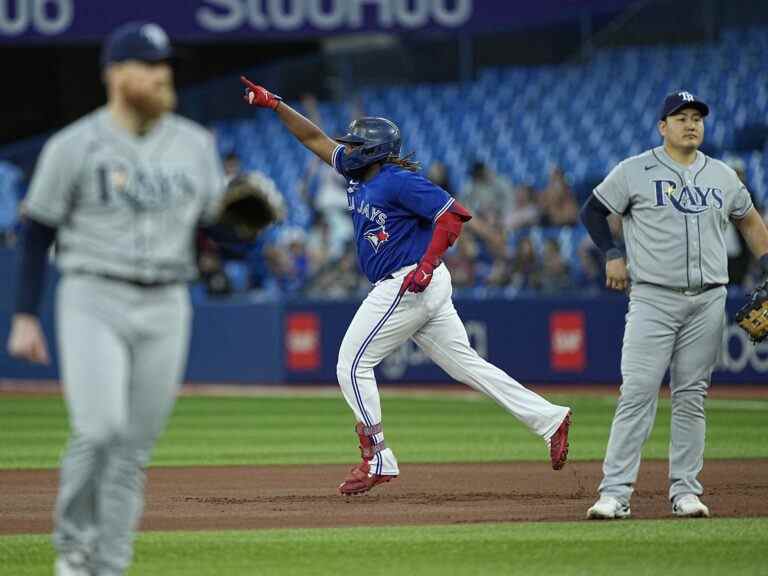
left=550, top=311, right=586, bottom=372
left=285, top=313, right=320, bottom=371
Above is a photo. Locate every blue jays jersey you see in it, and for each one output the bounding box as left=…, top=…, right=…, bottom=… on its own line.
left=332, top=145, right=455, bottom=284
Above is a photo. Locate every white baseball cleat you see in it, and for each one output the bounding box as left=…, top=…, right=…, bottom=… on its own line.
left=54, top=551, right=91, bottom=576
left=586, top=495, right=631, bottom=520
left=672, top=494, right=710, bottom=518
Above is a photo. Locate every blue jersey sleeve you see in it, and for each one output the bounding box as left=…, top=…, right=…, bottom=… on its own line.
left=397, top=171, right=455, bottom=222
left=331, top=144, right=346, bottom=177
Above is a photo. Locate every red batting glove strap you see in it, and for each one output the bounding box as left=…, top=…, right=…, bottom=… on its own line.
left=400, top=260, right=435, bottom=295
left=240, top=76, right=283, bottom=110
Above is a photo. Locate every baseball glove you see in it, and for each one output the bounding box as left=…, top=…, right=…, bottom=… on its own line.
left=735, top=278, right=768, bottom=344
left=217, top=172, right=284, bottom=242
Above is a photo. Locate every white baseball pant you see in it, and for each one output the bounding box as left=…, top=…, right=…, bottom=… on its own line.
left=336, top=263, right=570, bottom=476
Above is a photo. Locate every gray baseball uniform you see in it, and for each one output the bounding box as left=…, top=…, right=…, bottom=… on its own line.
left=24, top=107, right=224, bottom=575
left=592, top=145, right=752, bottom=504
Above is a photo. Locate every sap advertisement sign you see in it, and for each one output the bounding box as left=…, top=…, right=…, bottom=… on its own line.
left=0, top=0, right=637, bottom=42
left=719, top=321, right=768, bottom=375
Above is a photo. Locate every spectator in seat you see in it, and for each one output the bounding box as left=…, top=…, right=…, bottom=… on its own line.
left=509, top=236, right=540, bottom=290
left=268, top=226, right=310, bottom=294
left=427, top=161, right=454, bottom=197
left=461, top=161, right=516, bottom=220
left=197, top=247, right=233, bottom=297
left=444, top=233, right=479, bottom=289
left=306, top=212, right=334, bottom=274
left=305, top=242, right=368, bottom=299
left=539, top=237, right=571, bottom=294
left=298, top=94, right=353, bottom=256
left=505, top=184, right=542, bottom=231
left=539, top=165, right=579, bottom=226
left=573, top=237, right=606, bottom=293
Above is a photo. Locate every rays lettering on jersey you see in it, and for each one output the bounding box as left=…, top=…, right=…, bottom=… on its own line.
left=97, top=162, right=195, bottom=212
left=653, top=180, right=724, bottom=214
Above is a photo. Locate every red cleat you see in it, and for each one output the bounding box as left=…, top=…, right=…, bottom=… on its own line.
left=549, top=411, right=571, bottom=470
left=338, top=460, right=397, bottom=495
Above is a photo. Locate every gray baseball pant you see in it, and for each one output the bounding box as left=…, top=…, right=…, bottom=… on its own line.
left=598, top=283, right=726, bottom=504
left=53, top=275, right=191, bottom=575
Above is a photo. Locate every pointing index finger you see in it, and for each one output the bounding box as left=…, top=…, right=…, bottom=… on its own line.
left=240, top=76, right=258, bottom=91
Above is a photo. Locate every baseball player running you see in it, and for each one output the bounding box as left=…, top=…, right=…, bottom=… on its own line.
left=6, top=23, right=227, bottom=576
left=241, top=76, right=572, bottom=495
left=580, top=91, right=768, bottom=519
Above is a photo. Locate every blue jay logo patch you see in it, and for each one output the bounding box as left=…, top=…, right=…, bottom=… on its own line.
left=364, top=225, right=390, bottom=253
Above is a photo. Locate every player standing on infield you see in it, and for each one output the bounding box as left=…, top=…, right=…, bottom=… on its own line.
left=580, top=91, right=768, bottom=520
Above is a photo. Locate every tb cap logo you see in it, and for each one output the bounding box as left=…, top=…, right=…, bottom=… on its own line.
left=141, top=23, right=170, bottom=51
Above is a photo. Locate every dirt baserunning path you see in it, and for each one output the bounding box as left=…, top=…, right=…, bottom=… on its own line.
left=2, top=459, right=767, bottom=534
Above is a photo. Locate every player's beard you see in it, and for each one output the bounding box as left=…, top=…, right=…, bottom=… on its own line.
left=124, top=81, right=177, bottom=120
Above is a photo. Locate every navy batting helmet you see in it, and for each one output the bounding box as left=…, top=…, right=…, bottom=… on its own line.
left=334, top=117, right=401, bottom=173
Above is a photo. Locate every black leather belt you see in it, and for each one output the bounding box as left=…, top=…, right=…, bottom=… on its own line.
left=73, top=271, right=180, bottom=288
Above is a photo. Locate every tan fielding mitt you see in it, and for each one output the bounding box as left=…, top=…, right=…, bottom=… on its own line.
left=735, top=279, right=768, bottom=344
left=218, top=172, right=284, bottom=242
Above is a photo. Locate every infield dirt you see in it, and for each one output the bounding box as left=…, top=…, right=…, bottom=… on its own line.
left=2, top=459, right=767, bottom=534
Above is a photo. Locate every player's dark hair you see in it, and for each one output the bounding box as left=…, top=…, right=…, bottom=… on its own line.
left=385, top=152, right=421, bottom=172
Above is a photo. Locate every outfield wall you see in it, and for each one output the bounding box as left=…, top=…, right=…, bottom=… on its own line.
left=0, top=250, right=766, bottom=384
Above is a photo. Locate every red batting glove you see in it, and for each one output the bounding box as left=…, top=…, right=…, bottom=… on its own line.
left=240, top=76, right=283, bottom=110
left=400, top=261, right=435, bottom=295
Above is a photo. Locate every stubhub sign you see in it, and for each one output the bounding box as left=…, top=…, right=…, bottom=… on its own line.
left=0, top=0, right=473, bottom=40
left=197, top=0, right=472, bottom=32
left=0, top=0, right=637, bottom=42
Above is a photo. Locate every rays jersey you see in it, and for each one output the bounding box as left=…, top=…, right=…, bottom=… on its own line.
left=331, top=145, right=454, bottom=284
left=593, top=146, right=753, bottom=289
left=23, top=107, right=225, bottom=283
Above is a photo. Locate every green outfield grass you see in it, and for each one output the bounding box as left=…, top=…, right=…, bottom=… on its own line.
left=1, top=392, right=767, bottom=469
left=2, top=519, right=767, bottom=575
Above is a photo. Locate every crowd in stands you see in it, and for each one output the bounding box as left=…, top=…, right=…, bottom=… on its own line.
left=1, top=139, right=766, bottom=303
left=2, top=135, right=766, bottom=302
left=200, top=150, right=767, bottom=300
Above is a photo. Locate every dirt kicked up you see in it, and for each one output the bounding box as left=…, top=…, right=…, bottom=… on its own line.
left=2, top=459, right=767, bottom=534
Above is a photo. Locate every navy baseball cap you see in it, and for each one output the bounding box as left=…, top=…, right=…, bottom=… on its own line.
left=100, top=22, right=173, bottom=68
left=659, top=91, right=709, bottom=121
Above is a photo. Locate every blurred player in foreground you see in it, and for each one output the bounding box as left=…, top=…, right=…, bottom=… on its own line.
left=7, top=23, right=276, bottom=576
